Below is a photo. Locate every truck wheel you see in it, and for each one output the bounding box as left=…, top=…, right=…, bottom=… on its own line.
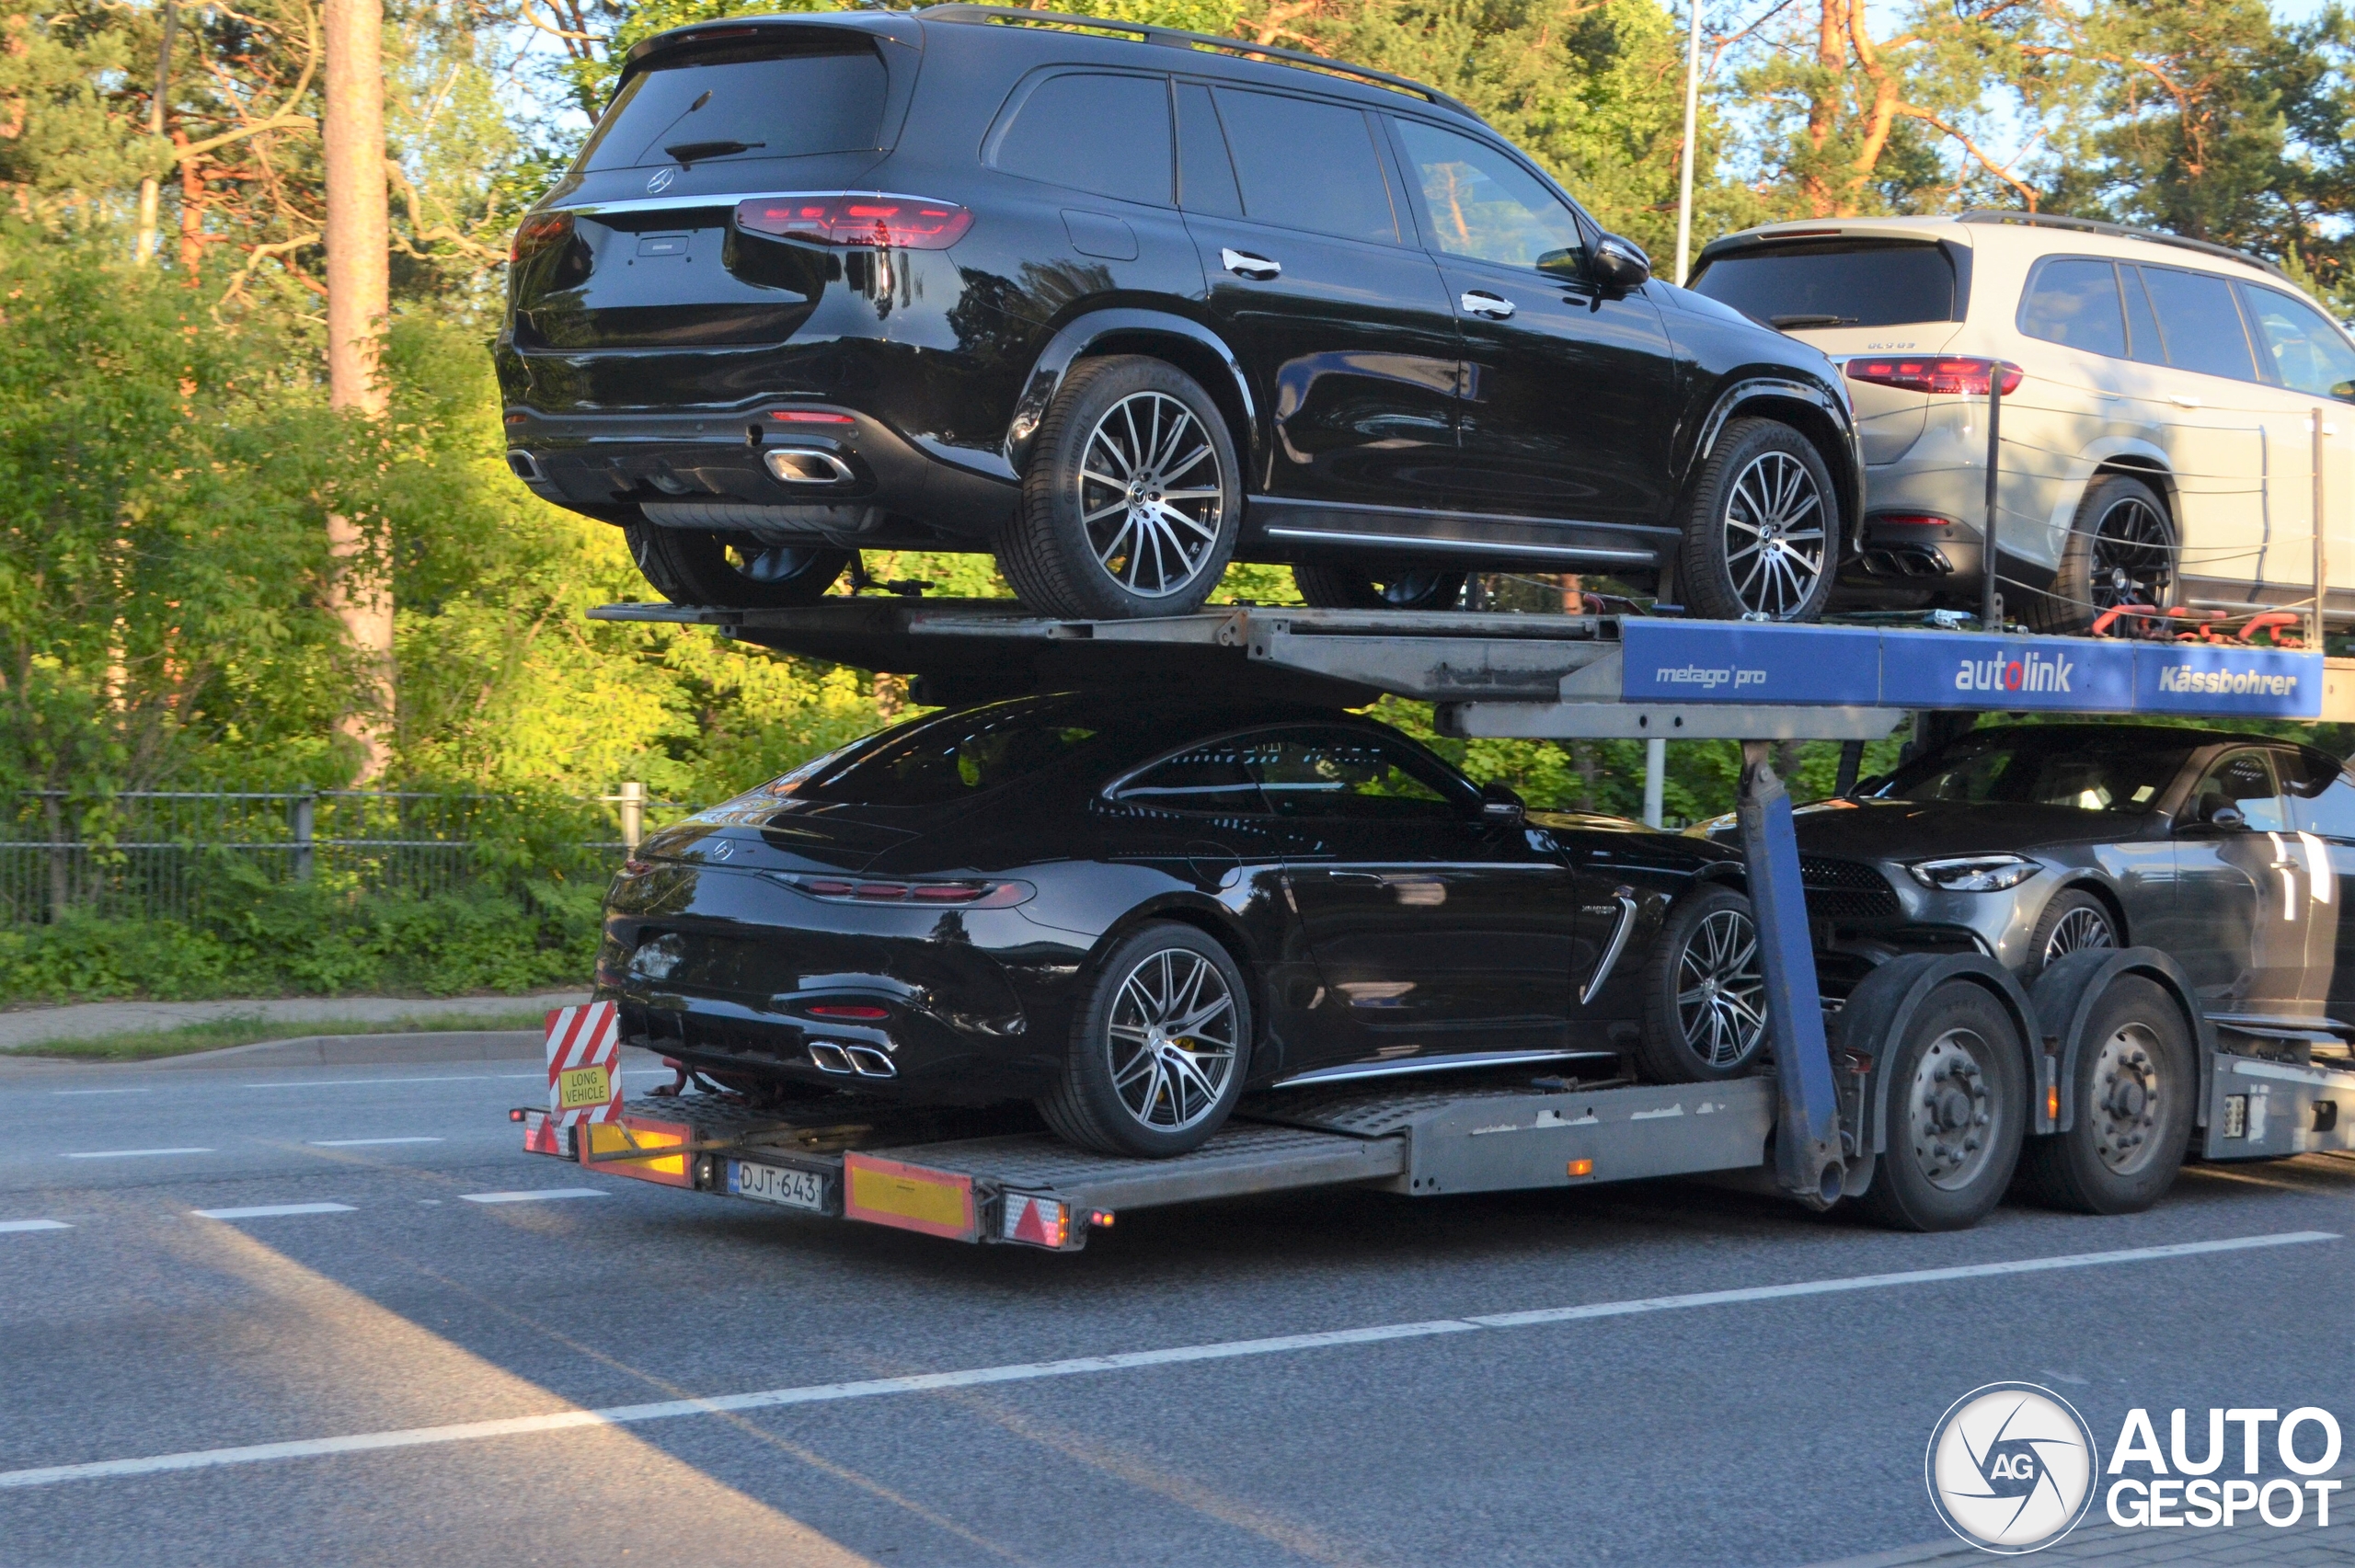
left=999, top=356, right=1242, bottom=619
left=1677, top=418, right=1837, bottom=623
left=1038, top=922, right=1251, bottom=1158
left=1634, top=886, right=1767, bottom=1082
left=2023, top=475, right=2175, bottom=635
left=2016, top=977, right=2193, bottom=1214
left=1857, top=979, right=2028, bottom=1231
left=625, top=521, right=848, bottom=609
left=2028, top=887, right=2116, bottom=977
left=1292, top=564, right=1467, bottom=612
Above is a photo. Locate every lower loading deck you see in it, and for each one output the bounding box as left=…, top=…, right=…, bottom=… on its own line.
left=523, top=1069, right=1778, bottom=1252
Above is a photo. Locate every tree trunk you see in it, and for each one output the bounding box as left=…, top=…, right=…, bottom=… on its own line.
left=322, top=0, right=393, bottom=781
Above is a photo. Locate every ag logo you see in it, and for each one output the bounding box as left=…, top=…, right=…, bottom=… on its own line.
left=647, top=166, right=677, bottom=193
left=1926, top=1383, right=2098, bottom=1553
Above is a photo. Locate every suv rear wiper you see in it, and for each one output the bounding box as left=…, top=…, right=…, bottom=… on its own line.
left=664, top=140, right=765, bottom=162
left=1769, top=313, right=1857, bottom=327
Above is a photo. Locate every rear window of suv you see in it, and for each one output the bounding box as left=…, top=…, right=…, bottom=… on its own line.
left=578, top=42, right=887, bottom=173
left=1687, top=240, right=1959, bottom=328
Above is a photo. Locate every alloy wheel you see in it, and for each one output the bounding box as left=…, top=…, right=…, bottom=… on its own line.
left=2088, top=1022, right=2166, bottom=1175
left=1722, top=450, right=1828, bottom=619
left=1106, top=946, right=1239, bottom=1132
left=2041, top=905, right=2116, bottom=967
left=1676, top=907, right=1766, bottom=1069
left=2088, top=495, right=2174, bottom=614
left=1078, top=392, right=1226, bottom=599
left=1907, top=1028, right=2004, bottom=1190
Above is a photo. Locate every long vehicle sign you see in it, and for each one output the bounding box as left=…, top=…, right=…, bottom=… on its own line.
left=1620, top=621, right=2320, bottom=719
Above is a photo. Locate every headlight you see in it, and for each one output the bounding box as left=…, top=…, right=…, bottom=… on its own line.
left=1905, top=854, right=2039, bottom=892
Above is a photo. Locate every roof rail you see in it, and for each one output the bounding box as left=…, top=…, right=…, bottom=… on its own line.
left=1957, top=209, right=2289, bottom=284
left=914, top=3, right=1484, bottom=122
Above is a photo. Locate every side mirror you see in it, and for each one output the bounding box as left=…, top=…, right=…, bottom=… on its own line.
left=1591, top=235, right=1652, bottom=292
left=1480, top=780, right=1527, bottom=825
left=2210, top=806, right=2246, bottom=830
left=2334, top=379, right=2355, bottom=405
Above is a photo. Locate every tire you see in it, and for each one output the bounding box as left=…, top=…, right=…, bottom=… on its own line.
left=624, top=521, right=849, bottom=610
left=1856, top=979, right=2028, bottom=1231
left=998, top=356, right=1242, bottom=619
left=2016, top=977, right=2193, bottom=1214
left=1037, top=922, right=1252, bottom=1157
left=1677, top=418, right=1838, bottom=623
left=1634, top=886, right=1768, bottom=1082
left=2023, top=475, right=2176, bottom=635
left=2026, top=887, right=2118, bottom=978
left=1292, top=563, right=1468, bottom=612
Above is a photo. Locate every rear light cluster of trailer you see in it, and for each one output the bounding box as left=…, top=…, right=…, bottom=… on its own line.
left=789, top=877, right=1032, bottom=908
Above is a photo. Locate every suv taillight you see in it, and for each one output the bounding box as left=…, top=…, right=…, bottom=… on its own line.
left=1845, top=356, right=2023, bottom=396
left=734, top=194, right=974, bottom=249
left=511, top=212, right=572, bottom=263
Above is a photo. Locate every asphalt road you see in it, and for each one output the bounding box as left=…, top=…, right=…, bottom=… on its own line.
left=1, top=1054, right=2349, bottom=1568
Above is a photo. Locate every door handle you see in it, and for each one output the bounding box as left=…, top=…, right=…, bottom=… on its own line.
left=2169, top=394, right=2203, bottom=408
left=1221, top=247, right=1281, bottom=280
left=1461, top=290, right=1515, bottom=319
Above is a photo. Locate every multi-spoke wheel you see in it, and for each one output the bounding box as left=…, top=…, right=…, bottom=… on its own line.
left=2029, top=887, right=2116, bottom=975
left=1636, top=885, right=1769, bottom=1082
left=1292, top=564, right=1469, bottom=612
left=1039, top=922, right=1253, bottom=1156
left=1857, top=978, right=2028, bottom=1231
left=1001, top=356, right=1242, bottom=619
left=1678, top=418, right=1838, bottom=622
left=2028, top=474, right=2177, bottom=635
left=623, top=521, right=849, bottom=609
left=2017, top=976, right=2193, bottom=1214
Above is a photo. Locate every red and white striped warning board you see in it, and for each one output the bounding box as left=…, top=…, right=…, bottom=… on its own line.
left=545, top=1001, right=622, bottom=1127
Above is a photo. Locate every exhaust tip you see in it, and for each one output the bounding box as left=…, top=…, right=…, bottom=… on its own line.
left=807, top=1042, right=853, bottom=1074
left=506, top=449, right=546, bottom=483
left=844, top=1046, right=897, bottom=1078
left=764, top=448, right=855, bottom=485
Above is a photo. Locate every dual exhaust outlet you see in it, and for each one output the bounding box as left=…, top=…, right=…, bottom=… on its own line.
left=501, top=448, right=854, bottom=486
left=808, top=1040, right=896, bottom=1078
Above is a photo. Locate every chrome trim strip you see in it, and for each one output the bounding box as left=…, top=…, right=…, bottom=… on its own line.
left=1579, top=893, right=1639, bottom=1006
left=1269, top=1047, right=1616, bottom=1089
left=541, top=189, right=947, bottom=221
left=1263, top=526, right=1655, bottom=565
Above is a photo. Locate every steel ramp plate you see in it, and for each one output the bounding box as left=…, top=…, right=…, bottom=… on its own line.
left=862, top=1122, right=1405, bottom=1212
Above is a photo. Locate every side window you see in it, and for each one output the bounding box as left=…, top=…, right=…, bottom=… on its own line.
left=2137, top=266, right=2258, bottom=382
left=1110, top=741, right=1265, bottom=815
left=993, top=74, right=1172, bottom=206
left=2120, top=266, right=2167, bottom=365
left=2188, top=749, right=2289, bottom=830
left=1175, top=83, right=1242, bottom=217
left=2017, top=258, right=2128, bottom=358
left=1209, top=88, right=1398, bottom=244
left=2239, top=284, right=2355, bottom=400
left=1243, top=729, right=1468, bottom=821
left=1391, top=118, right=1583, bottom=271
left=2280, top=750, right=2355, bottom=840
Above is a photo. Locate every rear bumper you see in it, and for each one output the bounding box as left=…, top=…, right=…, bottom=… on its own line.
left=502, top=403, right=1017, bottom=545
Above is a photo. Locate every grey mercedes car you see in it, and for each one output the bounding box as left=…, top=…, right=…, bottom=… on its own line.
left=1708, top=723, right=2355, bottom=1026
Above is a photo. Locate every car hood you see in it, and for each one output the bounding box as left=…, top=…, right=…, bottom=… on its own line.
left=1708, top=799, right=2138, bottom=861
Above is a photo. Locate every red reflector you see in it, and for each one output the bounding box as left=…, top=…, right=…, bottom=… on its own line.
left=504, top=412, right=527, bottom=423
left=910, top=882, right=984, bottom=901
left=803, top=879, right=855, bottom=897
left=511, top=212, right=570, bottom=263
left=809, top=1004, right=890, bottom=1020
left=1845, top=356, right=2022, bottom=396
left=734, top=193, right=974, bottom=249
left=1088, top=1209, right=1115, bottom=1228
left=509, top=1108, right=526, bottom=1122
left=1874, top=513, right=1952, bottom=529
left=768, top=410, right=856, bottom=424
left=853, top=883, right=909, bottom=900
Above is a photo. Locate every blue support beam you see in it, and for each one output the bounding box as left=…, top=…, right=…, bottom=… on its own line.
left=1736, top=740, right=1844, bottom=1207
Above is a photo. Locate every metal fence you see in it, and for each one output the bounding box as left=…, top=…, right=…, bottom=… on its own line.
left=0, top=785, right=679, bottom=925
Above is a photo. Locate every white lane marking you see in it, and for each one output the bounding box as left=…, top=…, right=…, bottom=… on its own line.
left=0, top=1219, right=72, bottom=1233
left=458, top=1188, right=608, bottom=1205
left=191, top=1204, right=356, bottom=1220
left=0, top=1229, right=2328, bottom=1491
left=306, top=1138, right=444, bottom=1148
left=51, top=1089, right=151, bottom=1097
left=63, top=1148, right=213, bottom=1161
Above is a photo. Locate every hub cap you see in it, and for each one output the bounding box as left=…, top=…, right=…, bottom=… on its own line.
left=2088, top=495, right=2174, bottom=617
left=1908, top=1028, right=2002, bottom=1190
left=2041, top=904, right=2116, bottom=967
left=1079, top=392, right=1225, bottom=599
left=1677, top=908, right=1766, bottom=1069
left=2090, top=1022, right=2165, bottom=1175
left=1723, top=451, right=1827, bottom=619
left=1107, top=947, right=1238, bottom=1131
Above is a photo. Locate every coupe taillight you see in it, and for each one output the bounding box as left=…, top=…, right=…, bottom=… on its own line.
left=792, top=877, right=1031, bottom=908
left=511, top=212, right=572, bottom=263
left=734, top=194, right=974, bottom=249
left=1844, top=356, right=2023, bottom=396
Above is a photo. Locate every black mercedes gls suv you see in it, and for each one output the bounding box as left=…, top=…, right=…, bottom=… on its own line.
left=498, top=5, right=1862, bottom=621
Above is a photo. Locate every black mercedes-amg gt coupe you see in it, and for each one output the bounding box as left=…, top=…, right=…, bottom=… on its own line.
left=598, top=693, right=1761, bottom=1155
left=498, top=6, right=1859, bottom=623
